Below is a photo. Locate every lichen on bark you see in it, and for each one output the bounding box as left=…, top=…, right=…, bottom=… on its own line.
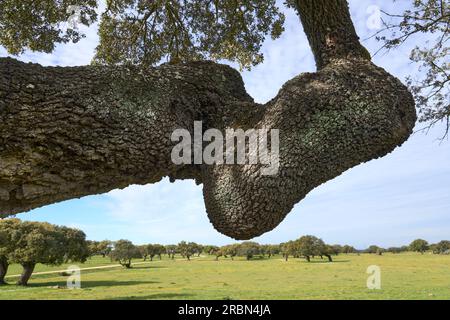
left=0, top=0, right=416, bottom=239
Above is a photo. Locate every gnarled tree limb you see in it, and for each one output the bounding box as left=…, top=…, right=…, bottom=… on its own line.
left=0, top=0, right=416, bottom=239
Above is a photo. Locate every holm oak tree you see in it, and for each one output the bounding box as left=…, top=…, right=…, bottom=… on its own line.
left=0, top=0, right=417, bottom=240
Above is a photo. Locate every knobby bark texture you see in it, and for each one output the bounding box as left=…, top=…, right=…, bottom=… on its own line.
left=0, top=0, right=416, bottom=240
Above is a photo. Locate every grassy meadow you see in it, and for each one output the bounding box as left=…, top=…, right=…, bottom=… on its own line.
left=0, top=253, right=449, bottom=300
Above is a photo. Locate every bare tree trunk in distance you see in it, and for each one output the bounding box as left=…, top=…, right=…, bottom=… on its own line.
left=0, top=257, right=9, bottom=284
left=17, top=262, right=35, bottom=286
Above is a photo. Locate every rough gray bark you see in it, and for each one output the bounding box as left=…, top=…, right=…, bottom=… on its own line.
left=292, top=0, right=371, bottom=69
left=0, top=0, right=416, bottom=240
left=0, top=59, right=252, bottom=214
left=0, top=256, right=8, bottom=284
left=17, top=262, right=35, bottom=286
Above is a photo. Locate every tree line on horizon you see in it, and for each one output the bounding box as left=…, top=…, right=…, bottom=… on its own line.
left=87, top=238, right=450, bottom=267
left=1, top=219, right=449, bottom=286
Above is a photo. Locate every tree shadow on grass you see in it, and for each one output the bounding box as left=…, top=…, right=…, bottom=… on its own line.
left=109, top=293, right=195, bottom=300
left=306, top=260, right=350, bottom=264
left=130, top=265, right=168, bottom=270
left=28, top=280, right=160, bottom=289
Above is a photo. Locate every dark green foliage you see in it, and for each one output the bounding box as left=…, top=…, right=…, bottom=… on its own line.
left=409, top=239, right=429, bottom=254
left=88, top=240, right=113, bottom=257
left=0, top=0, right=98, bottom=54
left=165, top=244, right=178, bottom=259
left=139, top=243, right=166, bottom=261
left=221, top=244, right=239, bottom=260
left=0, top=218, right=88, bottom=285
left=236, top=241, right=260, bottom=260
left=432, top=241, right=450, bottom=254
left=177, top=241, right=197, bottom=260
left=0, top=0, right=284, bottom=71
left=342, top=245, right=357, bottom=254
left=366, top=245, right=385, bottom=255
left=110, top=239, right=140, bottom=268
left=94, top=0, right=285, bottom=69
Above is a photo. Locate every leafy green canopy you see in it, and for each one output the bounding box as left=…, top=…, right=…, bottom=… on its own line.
left=0, top=0, right=98, bottom=54
left=0, top=219, right=89, bottom=265
left=110, top=239, right=140, bottom=265
left=0, top=0, right=284, bottom=70
left=96, top=0, right=285, bottom=69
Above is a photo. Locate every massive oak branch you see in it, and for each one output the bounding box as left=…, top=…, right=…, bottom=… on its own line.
left=0, top=0, right=417, bottom=239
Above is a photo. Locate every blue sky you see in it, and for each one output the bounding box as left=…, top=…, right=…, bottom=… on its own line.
left=1, top=0, right=449, bottom=249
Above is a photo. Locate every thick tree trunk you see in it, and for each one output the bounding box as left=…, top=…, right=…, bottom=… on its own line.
left=0, top=257, right=8, bottom=284
left=292, top=0, right=371, bottom=70
left=17, top=262, right=35, bottom=286
left=0, top=0, right=416, bottom=240
left=120, top=260, right=132, bottom=268
left=325, top=255, right=333, bottom=262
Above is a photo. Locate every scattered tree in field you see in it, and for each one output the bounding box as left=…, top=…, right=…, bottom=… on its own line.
left=139, top=244, right=165, bottom=261
left=87, top=240, right=113, bottom=257
left=0, top=220, right=88, bottom=286
left=203, top=245, right=220, bottom=256
left=194, top=244, right=204, bottom=257
left=432, top=240, right=450, bottom=254
left=138, top=245, right=149, bottom=261
left=261, top=244, right=280, bottom=258
left=222, top=245, right=239, bottom=260
left=178, top=242, right=197, bottom=261
left=281, top=241, right=297, bottom=261
left=330, top=245, right=342, bottom=255
left=110, top=240, right=140, bottom=268
left=237, top=242, right=261, bottom=260
left=96, top=240, right=113, bottom=257
left=296, top=236, right=326, bottom=262
left=387, top=246, right=408, bottom=254
left=0, top=0, right=417, bottom=241
left=165, top=245, right=177, bottom=259
left=211, top=247, right=227, bottom=261
left=342, top=245, right=357, bottom=254
left=366, top=245, right=384, bottom=255
left=154, top=244, right=166, bottom=260
left=409, top=239, right=430, bottom=254
left=261, top=244, right=274, bottom=258
left=321, top=245, right=339, bottom=262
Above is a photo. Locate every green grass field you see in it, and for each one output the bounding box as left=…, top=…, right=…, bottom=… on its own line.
left=1, top=253, right=449, bottom=300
